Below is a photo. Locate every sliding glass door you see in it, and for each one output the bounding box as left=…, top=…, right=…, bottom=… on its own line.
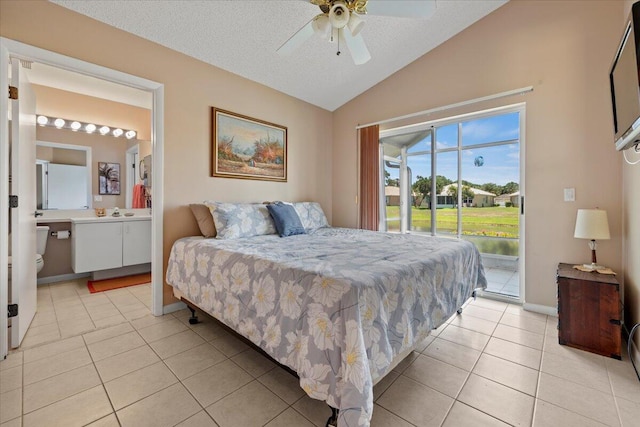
left=379, top=105, right=524, bottom=300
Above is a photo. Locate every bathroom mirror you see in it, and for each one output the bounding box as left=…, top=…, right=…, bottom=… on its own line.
left=36, top=141, right=92, bottom=210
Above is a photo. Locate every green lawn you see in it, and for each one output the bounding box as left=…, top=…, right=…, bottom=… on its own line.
left=386, top=206, right=519, bottom=238
left=386, top=206, right=520, bottom=256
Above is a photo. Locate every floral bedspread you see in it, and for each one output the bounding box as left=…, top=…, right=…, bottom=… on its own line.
left=166, top=228, right=487, bottom=427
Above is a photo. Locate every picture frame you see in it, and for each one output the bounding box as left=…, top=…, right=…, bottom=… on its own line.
left=98, top=162, right=121, bottom=195
left=211, top=107, right=287, bottom=182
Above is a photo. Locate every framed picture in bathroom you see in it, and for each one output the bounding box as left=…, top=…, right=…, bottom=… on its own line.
left=98, top=162, right=121, bottom=195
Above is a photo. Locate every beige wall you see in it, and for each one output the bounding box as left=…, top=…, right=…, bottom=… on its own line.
left=37, top=222, right=73, bottom=278
left=333, top=0, right=624, bottom=309
left=0, top=1, right=333, bottom=305
left=622, top=0, right=640, bottom=358
left=50, top=147, right=86, bottom=166
left=34, top=85, right=151, bottom=141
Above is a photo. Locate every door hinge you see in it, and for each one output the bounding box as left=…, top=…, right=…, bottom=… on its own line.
left=9, top=195, right=18, bottom=208
left=8, top=85, right=18, bottom=100
left=8, top=304, right=18, bottom=318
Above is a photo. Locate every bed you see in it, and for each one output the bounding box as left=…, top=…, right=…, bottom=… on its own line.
left=167, top=204, right=487, bottom=427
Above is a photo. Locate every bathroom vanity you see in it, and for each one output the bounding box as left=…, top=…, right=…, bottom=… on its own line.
left=71, top=216, right=151, bottom=274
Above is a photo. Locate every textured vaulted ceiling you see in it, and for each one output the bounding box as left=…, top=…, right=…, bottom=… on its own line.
left=51, top=0, right=508, bottom=111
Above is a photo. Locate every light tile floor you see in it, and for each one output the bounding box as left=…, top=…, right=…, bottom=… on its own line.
left=1, top=280, right=639, bottom=426
left=484, top=267, right=520, bottom=298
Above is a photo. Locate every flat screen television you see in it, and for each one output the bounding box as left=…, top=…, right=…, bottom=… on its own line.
left=610, top=1, right=640, bottom=151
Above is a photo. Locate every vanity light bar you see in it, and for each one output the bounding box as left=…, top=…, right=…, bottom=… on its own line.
left=36, top=115, right=137, bottom=140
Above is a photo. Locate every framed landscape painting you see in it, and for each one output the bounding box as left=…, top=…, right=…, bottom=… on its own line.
left=211, top=107, right=287, bottom=182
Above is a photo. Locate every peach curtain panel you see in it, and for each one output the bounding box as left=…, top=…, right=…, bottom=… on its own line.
left=359, top=125, right=380, bottom=231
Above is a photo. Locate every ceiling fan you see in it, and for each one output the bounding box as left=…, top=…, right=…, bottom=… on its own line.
left=277, top=0, right=437, bottom=65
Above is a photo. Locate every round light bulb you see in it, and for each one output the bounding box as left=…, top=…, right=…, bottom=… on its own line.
left=99, top=126, right=110, bottom=135
left=85, top=123, right=96, bottom=133
left=125, top=130, right=136, bottom=139
left=70, top=121, right=82, bottom=131
left=54, top=118, right=65, bottom=128
left=37, top=115, right=48, bottom=126
left=113, top=128, right=123, bottom=137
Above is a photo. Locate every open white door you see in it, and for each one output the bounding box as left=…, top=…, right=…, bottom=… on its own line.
left=9, top=59, right=37, bottom=348
left=0, top=42, right=10, bottom=359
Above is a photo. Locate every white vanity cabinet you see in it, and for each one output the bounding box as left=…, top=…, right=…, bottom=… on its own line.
left=123, top=220, right=152, bottom=266
left=71, top=218, right=151, bottom=273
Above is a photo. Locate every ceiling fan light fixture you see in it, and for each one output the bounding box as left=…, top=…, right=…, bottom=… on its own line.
left=312, top=14, right=332, bottom=40
left=347, top=13, right=365, bottom=36
left=329, top=1, right=350, bottom=29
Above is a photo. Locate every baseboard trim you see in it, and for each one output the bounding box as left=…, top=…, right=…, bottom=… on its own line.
left=163, top=301, right=186, bottom=315
left=523, top=302, right=557, bottom=316
left=37, top=273, right=90, bottom=286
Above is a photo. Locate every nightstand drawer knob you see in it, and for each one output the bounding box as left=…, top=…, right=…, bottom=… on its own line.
left=609, top=319, right=621, bottom=325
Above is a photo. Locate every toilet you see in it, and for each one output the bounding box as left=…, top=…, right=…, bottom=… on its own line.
left=8, top=225, right=50, bottom=280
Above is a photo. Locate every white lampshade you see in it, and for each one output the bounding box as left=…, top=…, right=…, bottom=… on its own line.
left=574, top=209, right=610, bottom=240
left=312, top=15, right=332, bottom=40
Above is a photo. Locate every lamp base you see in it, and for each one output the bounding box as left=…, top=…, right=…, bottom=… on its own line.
left=582, top=263, right=606, bottom=271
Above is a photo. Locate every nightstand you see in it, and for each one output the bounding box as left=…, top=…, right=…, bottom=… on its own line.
left=556, top=263, right=621, bottom=359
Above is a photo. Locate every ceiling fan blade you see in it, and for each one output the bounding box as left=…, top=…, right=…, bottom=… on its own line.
left=341, top=27, right=371, bottom=65
left=365, top=0, right=436, bottom=18
left=277, top=18, right=315, bottom=56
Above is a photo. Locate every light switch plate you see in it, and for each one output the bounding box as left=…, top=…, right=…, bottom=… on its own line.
left=563, top=188, right=575, bottom=202
left=94, top=195, right=102, bottom=202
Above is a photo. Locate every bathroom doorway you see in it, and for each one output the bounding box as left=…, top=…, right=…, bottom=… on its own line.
left=0, top=38, right=165, bottom=358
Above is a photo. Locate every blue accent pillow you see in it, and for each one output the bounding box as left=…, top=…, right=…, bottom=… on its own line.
left=267, top=203, right=306, bottom=237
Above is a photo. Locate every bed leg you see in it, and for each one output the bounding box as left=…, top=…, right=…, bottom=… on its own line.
left=457, top=307, right=463, bottom=315
left=187, top=305, right=199, bottom=325
left=325, top=406, right=339, bottom=427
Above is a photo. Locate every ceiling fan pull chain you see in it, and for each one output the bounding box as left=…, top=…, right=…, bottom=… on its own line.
left=337, top=29, right=341, bottom=56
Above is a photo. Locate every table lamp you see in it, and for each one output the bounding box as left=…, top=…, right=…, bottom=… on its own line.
left=574, top=209, right=610, bottom=271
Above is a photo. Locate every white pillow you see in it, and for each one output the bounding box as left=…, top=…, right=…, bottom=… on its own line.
left=203, top=201, right=276, bottom=239
left=292, top=202, right=329, bottom=231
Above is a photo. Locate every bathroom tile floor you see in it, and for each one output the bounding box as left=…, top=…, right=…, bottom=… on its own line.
left=1, top=279, right=639, bottom=426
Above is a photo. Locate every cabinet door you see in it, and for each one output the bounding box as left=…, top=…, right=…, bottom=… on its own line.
left=122, top=220, right=151, bottom=266
left=72, top=222, right=123, bottom=273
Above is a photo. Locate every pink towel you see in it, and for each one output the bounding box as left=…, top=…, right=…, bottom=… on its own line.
left=132, top=184, right=146, bottom=208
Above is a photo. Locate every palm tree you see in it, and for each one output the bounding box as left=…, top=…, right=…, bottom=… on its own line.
left=98, top=163, right=118, bottom=194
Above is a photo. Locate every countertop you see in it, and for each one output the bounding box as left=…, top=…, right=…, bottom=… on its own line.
left=70, top=215, right=151, bottom=224
left=37, top=208, right=151, bottom=224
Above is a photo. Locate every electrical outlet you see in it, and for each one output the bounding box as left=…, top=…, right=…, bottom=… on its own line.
left=563, top=188, right=575, bottom=202
left=94, top=195, right=102, bottom=202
